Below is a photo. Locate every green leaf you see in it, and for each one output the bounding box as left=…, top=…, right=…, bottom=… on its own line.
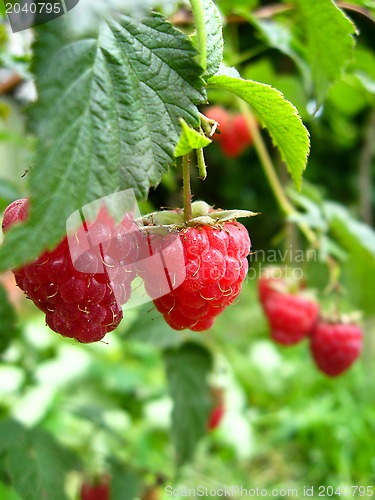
left=123, top=305, right=189, bottom=348
left=0, top=481, right=21, bottom=500
left=175, top=119, right=211, bottom=157
left=110, top=462, right=141, bottom=500
left=164, top=342, right=213, bottom=466
left=296, top=0, right=357, bottom=103
left=325, top=202, right=375, bottom=314
left=0, top=420, right=27, bottom=453
left=201, top=0, right=224, bottom=78
left=0, top=13, right=205, bottom=271
left=0, top=284, right=18, bottom=355
left=208, top=74, right=310, bottom=189
left=247, top=16, right=310, bottom=85
left=1, top=424, right=81, bottom=500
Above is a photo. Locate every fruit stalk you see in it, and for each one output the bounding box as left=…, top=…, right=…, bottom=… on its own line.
left=197, top=147, right=207, bottom=180
left=182, top=154, right=193, bottom=223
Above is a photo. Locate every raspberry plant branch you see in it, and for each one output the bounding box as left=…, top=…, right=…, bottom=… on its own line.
left=183, top=154, right=193, bottom=222
left=189, top=0, right=207, bottom=71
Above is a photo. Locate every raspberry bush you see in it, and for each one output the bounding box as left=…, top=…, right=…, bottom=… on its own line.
left=0, top=0, right=374, bottom=498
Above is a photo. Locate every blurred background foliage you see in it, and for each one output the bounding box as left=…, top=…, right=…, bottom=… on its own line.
left=1, top=0, right=375, bottom=498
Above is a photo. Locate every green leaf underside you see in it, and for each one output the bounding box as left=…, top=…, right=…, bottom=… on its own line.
left=164, top=343, right=213, bottom=466
left=0, top=13, right=205, bottom=271
left=0, top=419, right=81, bottom=500
left=208, top=75, right=310, bottom=189
left=201, top=0, right=224, bottom=79
left=0, top=284, right=18, bottom=354
left=296, top=0, right=356, bottom=103
left=175, top=118, right=211, bottom=157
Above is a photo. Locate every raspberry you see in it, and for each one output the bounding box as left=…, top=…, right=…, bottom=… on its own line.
left=204, top=106, right=253, bottom=158
left=263, top=293, right=319, bottom=345
left=258, top=266, right=302, bottom=306
left=204, top=105, right=230, bottom=140
left=80, top=476, right=110, bottom=500
left=150, top=221, right=251, bottom=332
left=310, top=321, right=363, bottom=377
left=232, top=114, right=252, bottom=145
left=2, top=199, right=139, bottom=343
left=208, top=403, right=225, bottom=431
left=1, top=198, right=28, bottom=232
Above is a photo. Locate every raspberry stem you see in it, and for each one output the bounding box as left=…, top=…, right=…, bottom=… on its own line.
left=183, top=154, right=193, bottom=223
left=197, top=147, right=207, bottom=180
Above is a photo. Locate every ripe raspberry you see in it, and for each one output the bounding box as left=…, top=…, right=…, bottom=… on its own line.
left=263, top=293, right=319, bottom=345
left=204, top=105, right=230, bottom=140
left=205, top=106, right=253, bottom=158
left=208, top=403, right=225, bottom=431
left=2, top=199, right=139, bottom=343
left=258, top=268, right=288, bottom=305
left=232, top=115, right=252, bottom=145
left=80, top=476, right=110, bottom=500
left=149, top=221, right=251, bottom=331
left=310, top=321, right=363, bottom=377
left=220, top=132, right=244, bottom=158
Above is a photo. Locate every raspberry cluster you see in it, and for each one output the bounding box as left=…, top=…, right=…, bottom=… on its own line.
left=2, top=199, right=138, bottom=343
left=150, top=222, right=251, bottom=331
left=205, top=106, right=253, bottom=158
left=2, top=199, right=252, bottom=340
left=259, top=268, right=363, bottom=377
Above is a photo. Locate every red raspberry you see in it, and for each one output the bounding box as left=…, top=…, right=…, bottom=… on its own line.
left=310, top=321, right=363, bottom=377
left=258, top=268, right=288, bottom=305
left=220, top=132, right=244, bottom=158
left=232, top=115, right=252, bottom=145
left=205, top=107, right=253, bottom=158
left=1, top=198, right=28, bottom=232
left=2, top=199, right=139, bottom=343
left=150, top=221, right=250, bottom=331
left=204, top=105, right=230, bottom=140
left=263, top=293, right=319, bottom=345
left=208, top=403, right=225, bottom=431
left=80, top=476, right=110, bottom=500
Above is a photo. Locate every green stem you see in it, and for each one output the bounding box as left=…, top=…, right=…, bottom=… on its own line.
left=189, top=0, right=207, bottom=71
left=237, top=98, right=318, bottom=247
left=197, top=148, right=207, bottom=179
left=183, top=154, right=193, bottom=222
